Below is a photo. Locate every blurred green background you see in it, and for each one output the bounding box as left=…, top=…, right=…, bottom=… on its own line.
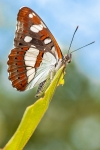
left=0, top=0, right=100, bottom=150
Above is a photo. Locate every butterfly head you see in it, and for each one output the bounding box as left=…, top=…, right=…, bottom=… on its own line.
left=63, top=53, right=72, bottom=64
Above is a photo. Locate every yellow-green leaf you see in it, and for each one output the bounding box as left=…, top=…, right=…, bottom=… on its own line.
left=4, top=65, right=65, bottom=150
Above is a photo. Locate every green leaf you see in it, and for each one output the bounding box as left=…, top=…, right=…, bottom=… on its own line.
left=4, top=66, right=65, bottom=150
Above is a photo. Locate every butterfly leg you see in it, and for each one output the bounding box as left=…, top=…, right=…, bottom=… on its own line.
left=49, top=67, right=56, bottom=80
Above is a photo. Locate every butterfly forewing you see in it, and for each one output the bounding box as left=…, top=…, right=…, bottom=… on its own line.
left=8, top=7, right=63, bottom=91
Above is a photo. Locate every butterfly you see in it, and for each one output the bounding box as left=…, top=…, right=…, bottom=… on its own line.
left=7, top=7, right=75, bottom=97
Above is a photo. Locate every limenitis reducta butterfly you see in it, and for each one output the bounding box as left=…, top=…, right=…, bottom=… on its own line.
left=7, top=7, right=94, bottom=97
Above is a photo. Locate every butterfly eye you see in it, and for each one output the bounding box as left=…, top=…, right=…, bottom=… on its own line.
left=68, top=60, right=71, bottom=63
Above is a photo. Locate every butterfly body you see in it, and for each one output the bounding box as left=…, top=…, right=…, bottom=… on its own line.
left=7, top=7, right=71, bottom=96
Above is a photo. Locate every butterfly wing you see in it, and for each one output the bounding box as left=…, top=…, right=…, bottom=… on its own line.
left=7, top=7, right=63, bottom=91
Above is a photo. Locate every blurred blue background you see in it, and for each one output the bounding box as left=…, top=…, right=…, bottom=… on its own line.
left=0, top=0, right=100, bottom=150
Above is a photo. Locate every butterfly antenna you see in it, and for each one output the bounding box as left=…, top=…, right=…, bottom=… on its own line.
left=71, top=41, right=95, bottom=53
left=68, top=26, right=79, bottom=54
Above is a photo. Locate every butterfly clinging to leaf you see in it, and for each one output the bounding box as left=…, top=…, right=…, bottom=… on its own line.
left=7, top=7, right=94, bottom=97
